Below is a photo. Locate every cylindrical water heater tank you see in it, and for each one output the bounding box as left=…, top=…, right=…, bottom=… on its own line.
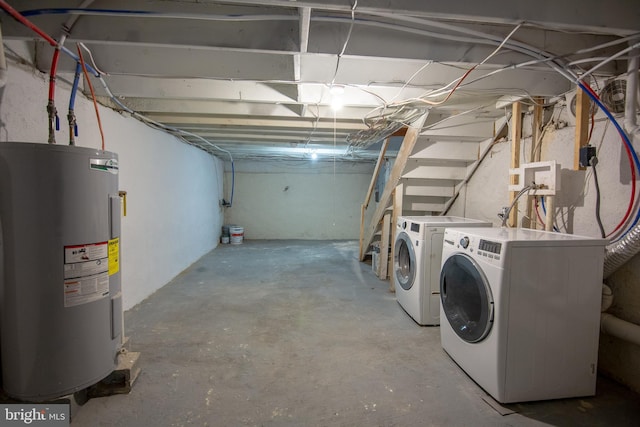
left=0, top=142, right=122, bottom=400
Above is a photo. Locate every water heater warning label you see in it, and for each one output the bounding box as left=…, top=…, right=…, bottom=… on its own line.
left=63, top=242, right=110, bottom=308
left=108, top=238, right=119, bottom=275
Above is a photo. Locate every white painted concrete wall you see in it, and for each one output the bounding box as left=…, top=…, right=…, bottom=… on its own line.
left=0, top=62, right=224, bottom=310
left=448, top=107, right=640, bottom=392
left=224, top=160, right=373, bottom=239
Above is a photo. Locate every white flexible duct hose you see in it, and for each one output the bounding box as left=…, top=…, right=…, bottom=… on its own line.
left=604, top=224, right=640, bottom=278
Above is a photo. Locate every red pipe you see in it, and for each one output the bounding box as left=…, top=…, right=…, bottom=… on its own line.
left=49, top=48, right=60, bottom=102
left=0, top=1, right=57, bottom=47
left=582, top=83, right=637, bottom=238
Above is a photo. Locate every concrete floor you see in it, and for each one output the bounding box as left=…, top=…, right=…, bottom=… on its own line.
left=73, top=240, right=640, bottom=426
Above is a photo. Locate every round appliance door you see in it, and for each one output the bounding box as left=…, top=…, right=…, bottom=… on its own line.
left=394, top=232, right=416, bottom=291
left=440, top=253, right=494, bottom=343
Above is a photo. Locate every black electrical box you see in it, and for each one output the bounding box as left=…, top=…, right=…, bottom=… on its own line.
left=579, top=146, right=597, bottom=167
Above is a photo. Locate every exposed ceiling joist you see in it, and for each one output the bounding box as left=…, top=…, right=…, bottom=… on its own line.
left=1, top=0, right=636, bottom=162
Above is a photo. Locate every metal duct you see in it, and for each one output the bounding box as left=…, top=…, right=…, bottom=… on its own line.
left=604, top=48, right=640, bottom=279
left=604, top=224, right=640, bottom=278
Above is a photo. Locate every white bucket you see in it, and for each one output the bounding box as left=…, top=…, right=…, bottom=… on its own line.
left=229, top=226, right=244, bottom=244
left=221, top=236, right=230, bottom=244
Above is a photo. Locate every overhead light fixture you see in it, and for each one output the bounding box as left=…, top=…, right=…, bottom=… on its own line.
left=329, top=84, right=345, bottom=111
left=311, top=152, right=318, bottom=160
left=330, top=96, right=344, bottom=111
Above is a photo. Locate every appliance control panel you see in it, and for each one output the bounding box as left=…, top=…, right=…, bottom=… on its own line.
left=443, top=230, right=504, bottom=266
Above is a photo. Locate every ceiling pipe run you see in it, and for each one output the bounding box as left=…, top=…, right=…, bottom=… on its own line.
left=624, top=46, right=639, bottom=137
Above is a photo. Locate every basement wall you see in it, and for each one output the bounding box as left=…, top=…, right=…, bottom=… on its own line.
left=447, top=108, right=640, bottom=393
left=224, top=160, right=374, bottom=240
left=0, top=62, right=224, bottom=310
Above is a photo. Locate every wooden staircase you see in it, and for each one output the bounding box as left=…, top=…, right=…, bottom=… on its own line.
left=359, top=112, right=509, bottom=290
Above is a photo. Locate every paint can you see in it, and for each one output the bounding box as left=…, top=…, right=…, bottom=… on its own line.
left=221, top=235, right=230, bottom=244
left=229, top=226, right=244, bottom=244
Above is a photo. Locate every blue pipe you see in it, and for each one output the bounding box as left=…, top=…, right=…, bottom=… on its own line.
left=55, top=44, right=100, bottom=77
left=577, top=82, right=640, bottom=239
left=21, top=8, right=154, bottom=17
left=69, top=62, right=82, bottom=111
left=230, top=161, right=235, bottom=207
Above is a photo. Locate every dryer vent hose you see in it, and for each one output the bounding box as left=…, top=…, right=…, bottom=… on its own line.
left=604, top=223, right=640, bottom=278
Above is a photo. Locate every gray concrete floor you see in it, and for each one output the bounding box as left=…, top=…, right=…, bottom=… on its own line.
left=73, top=240, right=640, bottom=426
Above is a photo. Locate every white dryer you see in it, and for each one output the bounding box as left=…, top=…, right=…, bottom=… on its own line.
left=439, top=227, right=606, bottom=403
left=393, top=216, right=491, bottom=326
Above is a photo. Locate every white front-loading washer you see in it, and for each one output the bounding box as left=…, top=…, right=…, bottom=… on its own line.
left=393, top=216, right=491, bottom=326
left=439, top=227, right=606, bottom=403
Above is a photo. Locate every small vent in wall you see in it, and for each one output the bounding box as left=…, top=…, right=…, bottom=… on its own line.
left=599, top=79, right=627, bottom=114
left=569, top=92, right=597, bottom=117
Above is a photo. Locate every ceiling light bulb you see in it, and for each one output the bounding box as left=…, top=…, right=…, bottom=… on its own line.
left=311, top=152, right=318, bottom=160
left=330, top=97, right=343, bottom=111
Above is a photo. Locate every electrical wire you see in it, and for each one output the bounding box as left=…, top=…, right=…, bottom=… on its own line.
left=79, top=42, right=108, bottom=75
left=387, top=61, right=433, bottom=105
left=330, top=0, right=357, bottom=86
left=590, top=156, right=606, bottom=238
left=578, top=42, right=640, bottom=82
left=534, top=198, right=546, bottom=230
left=578, top=82, right=640, bottom=240
left=77, top=44, right=104, bottom=151
left=6, top=1, right=638, bottom=222
left=365, top=22, right=522, bottom=118
left=0, top=3, right=238, bottom=205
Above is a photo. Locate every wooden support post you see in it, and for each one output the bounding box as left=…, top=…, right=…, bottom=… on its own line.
left=526, top=97, right=544, bottom=229
left=545, top=195, right=555, bottom=231
left=378, top=212, right=391, bottom=279
left=508, top=102, right=522, bottom=228
left=360, top=114, right=427, bottom=261
left=363, top=138, right=390, bottom=209
left=530, top=97, right=544, bottom=163
left=389, top=183, right=404, bottom=293
left=359, top=138, right=390, bottom=260
left=574, top=87, right=590, bottom=171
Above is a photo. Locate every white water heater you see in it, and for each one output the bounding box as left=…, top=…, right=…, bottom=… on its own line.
left=0, top=142, right=122, bottom=401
